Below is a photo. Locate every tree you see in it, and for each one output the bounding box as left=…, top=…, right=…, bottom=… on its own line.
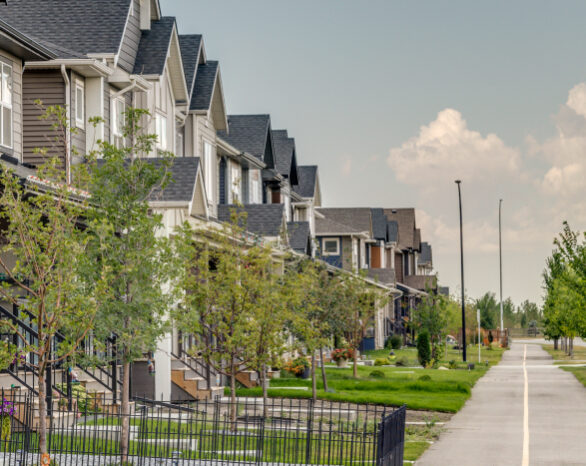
left=174, top=208, right=278, bottom=424
left=416, top=331, right=431, bottom=367
left=412, top=291, right=448, bottom=360
left=0, top=106, right=96, bottom=456
left=337, top=271, right=388, bottom=378
left=476, top=292, right=498, bottom=330
left=85, top=108, right=178, bottom=460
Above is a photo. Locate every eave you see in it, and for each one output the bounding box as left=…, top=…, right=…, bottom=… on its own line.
left=25, top=59, right=113, bottom=78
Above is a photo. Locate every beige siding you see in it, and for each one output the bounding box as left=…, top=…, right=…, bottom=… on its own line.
left=195, top=114, right=218, bottom=213
left=103, top=85, right=111, bottom=143
left=22, top=70, right=65, bottom=166
left=0, top=51, right=22, bottom=161
left=342, top=237, right=353, bottom=271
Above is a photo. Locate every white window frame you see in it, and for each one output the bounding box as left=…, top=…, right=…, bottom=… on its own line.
left=0, top=61, right=13, bottom=149
left=111, top=96, right=125, bottom=148
left=322, top=238, right=340, bottom=256
left=230, top=163, right=240, bottom=203
left=203, top=140, right=214, bottom=203
left=75, top=81, right=85, bottom=129
left=250, top=169, right=260, bottom=204
left=156, top=112, right=167, bottom=150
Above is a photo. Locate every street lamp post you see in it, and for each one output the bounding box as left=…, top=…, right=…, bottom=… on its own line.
left=499, top=199, right=504, bottom=334
left=455, top=180, right=466, bottom=362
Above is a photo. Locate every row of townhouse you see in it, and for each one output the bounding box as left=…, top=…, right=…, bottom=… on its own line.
left=0, top=0, right=443, bottom=403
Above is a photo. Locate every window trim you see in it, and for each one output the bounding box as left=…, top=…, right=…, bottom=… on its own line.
left=75, top=81, right=85, bottom=129
left=0, top=61, right=13, bottom=150
left=322, top=238, right=340, bottom=256
left=111, top=96, right=125, bottom=148
left=155, top=112, right=167, bottom=150
left=203, top=139, right=214, bottom=203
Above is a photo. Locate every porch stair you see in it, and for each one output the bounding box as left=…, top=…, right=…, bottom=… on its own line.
left=170, top=353, right=223, bottom=401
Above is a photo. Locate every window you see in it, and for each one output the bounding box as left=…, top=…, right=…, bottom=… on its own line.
left=0, top=62, right=13, bottom=148
left=75, top=82, right=85, bottom=128
left=203, top=141, right=214, bottom=202
left=284, top=194, right=291, bottom=221
left=111, top=97, right=125, bottom=148
left=322, top=238, right=340, bottom=256
left=230, top=163, right=240, bottom=202
left=250, top=170, right=260, bottom=204
left=156, top=113, right=167, bottom=150
left=176, top=130, right=184, bottom=157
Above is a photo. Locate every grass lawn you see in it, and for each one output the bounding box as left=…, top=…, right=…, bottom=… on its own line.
left=232, top=346, right=506, bottom=413
left=541, top=344, right=586, bottom=363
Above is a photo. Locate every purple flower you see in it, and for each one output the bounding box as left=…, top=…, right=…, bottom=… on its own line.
left=1, top=399, right=15, bottom=417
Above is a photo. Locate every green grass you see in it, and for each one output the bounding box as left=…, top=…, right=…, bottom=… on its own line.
left=561, top=366, right=586, bottom=388
left=404, top=441, right=432, bottom=462
left=542, top=344, right=586, bottom=362
left=232, top=346, right=505, bottom=413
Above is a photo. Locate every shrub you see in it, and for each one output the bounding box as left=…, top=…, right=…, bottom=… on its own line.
left=448, top=359, right=458, bottom=369
left=417, top=331, right=432, bottom=367
left=418, top=374, right=432, bottom=382
left=374, top=357, right=390, bottom=366
left=395, top=356, right=408, bottom=367
left=369, top=369, right=385, bottom=379
left=390, top=335, right=402, bottom=350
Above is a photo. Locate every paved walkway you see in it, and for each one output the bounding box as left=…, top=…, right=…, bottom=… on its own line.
left=416, top=341, right=586, bottom=465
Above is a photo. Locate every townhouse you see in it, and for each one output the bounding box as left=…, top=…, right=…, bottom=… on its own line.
left=0, top=0, right=443, bottom=401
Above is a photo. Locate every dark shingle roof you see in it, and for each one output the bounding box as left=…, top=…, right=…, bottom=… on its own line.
left=367, top=268, right=396, bottom=286
left=0, top=0, right=131, bottom=57
left=293, top=166, right=318, bottom=198
left=419, top=242, right=432, bottom=266
left=190, top=61, right=218, bottom=111
left=217, top=204, right=285, bottom=237
left=134, top=17, right=175, bottom=76
left=97, top=157, right=200, bottom=203
left=387, top=221, right=399, bottom=243
left=316, top=216, right=362, bottom=235
left=371, top=208, right=387, bottom=241
left=179, top=35, right=202, bottom=100
left=272, top=130, right=295, bottom=177
left=317, top=208, right=372, bottom=235
left=383, top=208, right=416, bottom=250
left=287, top=221, right=310, bottom=254
left=217, top=115, right=273, bottom=165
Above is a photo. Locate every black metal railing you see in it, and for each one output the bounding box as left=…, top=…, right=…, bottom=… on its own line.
left=171, top=348, right=219, bottom=390
left=0, top=391, right=406, bottom=465
left=376, top=404, right=406, bottom=466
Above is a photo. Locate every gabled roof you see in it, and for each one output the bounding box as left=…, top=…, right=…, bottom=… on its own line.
left=217, top=115, right=275, bottom=168
left=0, top=18, right=55, bottom=60
left=190, top=61, right=218, bottom=111
left=317, top=208, right=372, bottom=236
left=0, top=0, right=131, bottom=58
left=287, top=221, right=311, bottom=254
left=217, top=204, right=285, bottom=238
left=293, top=166, right=318, bottom=199
left=179, top=34, right=203, bottom=100
left=419, top=242, right=432, bottom=267
left=371, top=208, right=387, bottom=241
left=383, top=208, right=417, bottom=250
left=133, top=17, right=175, bottom=75
left=271, top=130, right=298, bottom=184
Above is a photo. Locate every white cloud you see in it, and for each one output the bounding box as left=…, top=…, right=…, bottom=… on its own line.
left=387, top=108, right=521, bottom=187
left=566, top=83, right=586, bottom=118
left=341, top=157, right=352, bottom=177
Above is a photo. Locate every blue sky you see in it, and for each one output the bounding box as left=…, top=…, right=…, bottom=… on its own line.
left=162, top=0, right=586, bottom=305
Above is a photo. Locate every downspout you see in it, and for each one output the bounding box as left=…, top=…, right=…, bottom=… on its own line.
left=60, top=65, right=71, bottom=184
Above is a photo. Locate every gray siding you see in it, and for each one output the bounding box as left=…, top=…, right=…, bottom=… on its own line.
left=118, top=0, right=141, bottom=74
left=22, top=70, right=65, bottom=166
left=104, top=85, right=111, bottom=143
left=70, top=71, right=86, bottom=156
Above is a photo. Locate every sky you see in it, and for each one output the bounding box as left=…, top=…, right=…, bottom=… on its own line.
left=161, top=0, right=586, bottom=306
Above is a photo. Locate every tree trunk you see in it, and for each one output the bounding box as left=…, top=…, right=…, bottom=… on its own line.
left=120, top=361, right=131, bottom=463
left=352, top=351, right=358, bottom=379
left=570, top=338, right=574, bottom=358
left=311, top=352, right=317, bottom=401
left=319, top=347, right=328, bottom=392
left=261, top=364, right=268, bottom=418
left=38, top=370, right=48, bottom=457
left=230, top=358, right=237, bottom=430
left=554, top=338, right=558, bottom=351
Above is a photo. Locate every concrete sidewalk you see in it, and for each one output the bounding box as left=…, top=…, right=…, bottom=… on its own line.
left=416, top=341, right=586, bottom=465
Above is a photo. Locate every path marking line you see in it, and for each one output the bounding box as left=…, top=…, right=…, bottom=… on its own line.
left=522, top=344, right=529, bottom=466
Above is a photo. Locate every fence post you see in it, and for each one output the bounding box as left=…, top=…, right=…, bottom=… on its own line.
left=45, top=364, right=52, bottom=417
left=376, top=413, right=384, bottom=466
left=305, top=398, right=314, bottom=464
left=111, top=336, right=117, bottom=404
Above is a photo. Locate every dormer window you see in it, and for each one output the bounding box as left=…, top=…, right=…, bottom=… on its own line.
left=0, top=61, right=13, bottom=149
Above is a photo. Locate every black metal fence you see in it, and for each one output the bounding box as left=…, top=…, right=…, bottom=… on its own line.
left=0, top=391, right=405, bottom=465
